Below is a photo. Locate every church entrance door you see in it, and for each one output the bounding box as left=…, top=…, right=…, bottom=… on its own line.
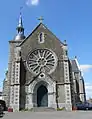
left=37, top=85, right=48, bottom=107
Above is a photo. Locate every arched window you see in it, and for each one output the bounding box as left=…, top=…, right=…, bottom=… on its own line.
left=38, top=32, right=44, bottom=43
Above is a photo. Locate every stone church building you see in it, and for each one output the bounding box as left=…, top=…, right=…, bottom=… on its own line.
left=3, top=14, right=86, bottom=111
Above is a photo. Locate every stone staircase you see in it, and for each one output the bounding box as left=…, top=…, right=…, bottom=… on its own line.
left=31, top=107, right=56, bottom=112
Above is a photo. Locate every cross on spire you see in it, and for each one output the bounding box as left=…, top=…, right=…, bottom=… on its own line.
left=38, top=16, right=44, bottom=23
left=20, top=6, right=23, bottom=14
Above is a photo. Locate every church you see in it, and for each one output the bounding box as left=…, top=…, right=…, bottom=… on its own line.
left=2, top=14, right=86, bottom=111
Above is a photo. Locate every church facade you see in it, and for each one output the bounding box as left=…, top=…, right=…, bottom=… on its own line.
left=3, top=14, right=86, bottom=111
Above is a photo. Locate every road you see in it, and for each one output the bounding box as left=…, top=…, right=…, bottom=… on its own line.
left=1, top=111, right=92, bottom=119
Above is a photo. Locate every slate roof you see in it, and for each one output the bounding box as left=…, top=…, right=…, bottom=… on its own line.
left=71, top=60, right=80, bottom=72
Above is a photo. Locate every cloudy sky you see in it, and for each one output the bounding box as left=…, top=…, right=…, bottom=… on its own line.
left=0, top=0, right=92, bottom=99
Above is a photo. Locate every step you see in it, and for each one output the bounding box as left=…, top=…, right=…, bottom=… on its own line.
left=31, top=107, right=56, bottom=112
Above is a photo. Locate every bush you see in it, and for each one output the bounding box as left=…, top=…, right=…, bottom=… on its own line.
left=57, top=107, right=66, bottom=111
left=20, top=108, right=33, bottom=112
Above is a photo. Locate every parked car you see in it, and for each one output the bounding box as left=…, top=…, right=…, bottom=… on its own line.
left=84, top=102, right=92, bottom=110
left=76, top=102, right=92, bottom=110
left=0, top=104, right=4, bottom=117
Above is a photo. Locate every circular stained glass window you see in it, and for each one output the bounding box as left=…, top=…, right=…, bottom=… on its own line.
left=26, top=49, right=57, bottom=75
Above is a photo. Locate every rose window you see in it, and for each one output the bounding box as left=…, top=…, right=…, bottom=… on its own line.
left=26, top=49, right=57, bottom=75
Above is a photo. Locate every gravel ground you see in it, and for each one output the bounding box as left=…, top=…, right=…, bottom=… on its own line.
left=1, top=111, right=92, bottom=119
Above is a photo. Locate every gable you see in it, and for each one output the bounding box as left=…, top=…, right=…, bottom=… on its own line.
left=20, top=23, right=64, bottom=46
left=20, top=23, right=65, bottom=60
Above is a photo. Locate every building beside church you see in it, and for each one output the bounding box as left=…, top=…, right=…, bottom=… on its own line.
left=70, top=58, right=86, bottom=103
left=2, top=14, right=86, bottom=111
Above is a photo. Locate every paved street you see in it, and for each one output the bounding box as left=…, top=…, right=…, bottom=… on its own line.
left=1, top=111, right=92, bottom=119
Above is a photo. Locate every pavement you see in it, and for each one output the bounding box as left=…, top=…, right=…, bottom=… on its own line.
left=1, top=111, right=92, bottom=119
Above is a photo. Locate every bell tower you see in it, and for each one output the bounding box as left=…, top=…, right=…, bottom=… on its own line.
left=15, top=12, right=25, bottom=41
left=8, top=11, right=25, bottom=111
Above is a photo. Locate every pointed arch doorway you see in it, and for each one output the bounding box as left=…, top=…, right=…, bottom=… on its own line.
left=37, top=85, right=48, bottom=107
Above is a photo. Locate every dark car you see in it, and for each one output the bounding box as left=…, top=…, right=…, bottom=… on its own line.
left=76, top=102, right=92, bottom=110
left=0, top=104, right=4, bottom=117
left=75, top=102, right=86, bottom=110
left=84, top=102, right=92, bottom=110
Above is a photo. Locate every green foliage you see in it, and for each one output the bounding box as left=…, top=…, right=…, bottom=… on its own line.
left=20, top=108, right=33, bottom=112
left=57, top=107, right=66, bottom=111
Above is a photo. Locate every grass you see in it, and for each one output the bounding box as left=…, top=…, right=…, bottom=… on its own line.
left=57, top=107, right=66, bottom=111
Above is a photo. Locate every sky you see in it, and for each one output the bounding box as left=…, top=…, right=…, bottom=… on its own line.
left=0, top=0, right=92, bottom=99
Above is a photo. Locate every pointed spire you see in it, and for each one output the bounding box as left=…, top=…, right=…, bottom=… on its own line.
left=16, top=12, right=24, bottom=33
left=75, top=56, right=77, bottom=59
left=17, top=7, right=23, bottom=28
left=74, top=56, right=81, bottom=71
left=18, top=12, right=23, bottom=28
left=63, top=40, right=67, bottom=45
left=15, top=9, right=25, bottom=41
